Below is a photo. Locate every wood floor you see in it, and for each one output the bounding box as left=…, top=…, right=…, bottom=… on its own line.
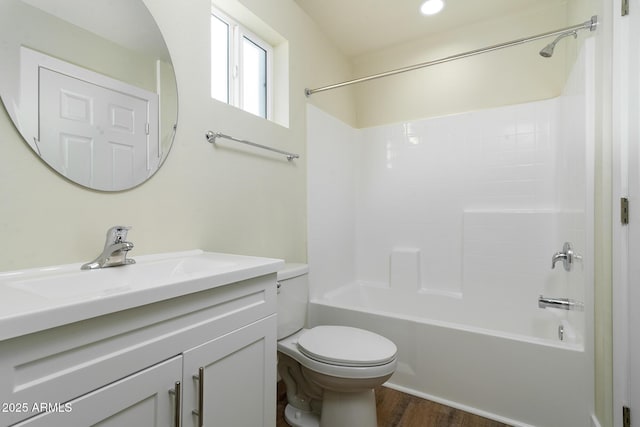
left=277, top=382, right=512, bottom=427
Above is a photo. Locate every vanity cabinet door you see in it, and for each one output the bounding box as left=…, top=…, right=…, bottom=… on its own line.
left=182, top=315, right=277, bottom=427
left=13, top=356, right=182, bottom=427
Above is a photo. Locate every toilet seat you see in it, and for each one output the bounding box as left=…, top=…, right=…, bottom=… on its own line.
left=297, top=326, right=397, bottom=367
left=277, top=328, right=397, bottom=379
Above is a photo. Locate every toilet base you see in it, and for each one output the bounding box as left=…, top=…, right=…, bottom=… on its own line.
left=284, top=404, right=320, bottom=427
left=320, top=389, right=377, bottom=427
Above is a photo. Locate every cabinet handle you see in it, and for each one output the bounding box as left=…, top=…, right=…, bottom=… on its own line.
left=192, top=367, right=204, bottom=427
left=169, top=381, right=182, bottom=427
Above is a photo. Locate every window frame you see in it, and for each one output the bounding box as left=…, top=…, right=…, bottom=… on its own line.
left=211, top=7, right=273, bottom=120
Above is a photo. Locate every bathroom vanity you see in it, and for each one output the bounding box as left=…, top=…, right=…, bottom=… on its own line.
left=0, top=250, right=282, bottom=427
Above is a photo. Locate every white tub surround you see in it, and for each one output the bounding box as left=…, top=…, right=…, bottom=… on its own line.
left=307, top=98, right=586, bottom=341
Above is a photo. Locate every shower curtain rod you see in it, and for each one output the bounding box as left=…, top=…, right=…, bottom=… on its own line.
left=304, top=15, right=598, bottom=97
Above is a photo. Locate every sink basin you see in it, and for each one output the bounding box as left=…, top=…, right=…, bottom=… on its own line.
left=8, top=252, right=236, bottom=301
left=0, top=249, right=283, bottom=341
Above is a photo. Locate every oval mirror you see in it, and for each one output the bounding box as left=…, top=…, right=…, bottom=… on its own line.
left=0, top=0, right=178, bottom=191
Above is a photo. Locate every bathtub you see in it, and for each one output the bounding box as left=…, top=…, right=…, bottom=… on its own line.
left=308, top=282, right=589, bottom=427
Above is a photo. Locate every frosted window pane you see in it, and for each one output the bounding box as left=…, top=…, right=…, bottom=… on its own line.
left=211, top=15, right=229, bottom=103
left=242, top=37, right=266, bottom=118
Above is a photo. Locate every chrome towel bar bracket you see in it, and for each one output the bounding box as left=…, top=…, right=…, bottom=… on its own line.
left=205, top=131, right=299, bottom=161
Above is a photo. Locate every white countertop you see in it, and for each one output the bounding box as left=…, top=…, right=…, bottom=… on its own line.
left=0, top=250, right=283, bottom=341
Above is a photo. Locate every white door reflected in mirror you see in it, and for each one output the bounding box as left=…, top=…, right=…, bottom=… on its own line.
left=36, top=55, right=159, bottom=190
left=0, top=0, right=177, bottom=191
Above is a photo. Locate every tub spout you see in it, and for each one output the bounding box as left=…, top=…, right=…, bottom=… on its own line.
left=538, top=295, right=584, bottom=311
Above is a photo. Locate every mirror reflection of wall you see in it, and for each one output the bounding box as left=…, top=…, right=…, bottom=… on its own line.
left=0, top=0, right=178, bottom=191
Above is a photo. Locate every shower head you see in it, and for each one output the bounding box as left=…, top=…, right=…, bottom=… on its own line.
left=539, top=41, right=557, bottom=58
left=539, top=31, right=578, bottom=58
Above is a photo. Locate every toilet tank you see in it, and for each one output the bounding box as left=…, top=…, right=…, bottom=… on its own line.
left=277, top=263, right=309, bottom=340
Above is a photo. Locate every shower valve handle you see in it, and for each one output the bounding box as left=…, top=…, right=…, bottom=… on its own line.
left=551, top=242, right=581, bottom=271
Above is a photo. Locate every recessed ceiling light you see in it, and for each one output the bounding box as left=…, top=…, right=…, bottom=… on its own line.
left=420, top=0, right=444, bottom=15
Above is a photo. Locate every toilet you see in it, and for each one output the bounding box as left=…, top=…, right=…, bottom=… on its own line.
left=277, top=264, right=397, bottom=427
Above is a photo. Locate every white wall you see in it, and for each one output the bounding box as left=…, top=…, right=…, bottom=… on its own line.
left=0, top=0, right=355, bottom=272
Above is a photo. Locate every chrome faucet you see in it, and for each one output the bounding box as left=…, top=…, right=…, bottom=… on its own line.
left=81, top=226, right=136, bottom=270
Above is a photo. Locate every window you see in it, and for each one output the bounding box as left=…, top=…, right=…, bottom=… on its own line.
left=211, top=8, right=272, bottom=119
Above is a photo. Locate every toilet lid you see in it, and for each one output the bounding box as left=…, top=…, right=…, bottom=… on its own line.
left=297, top=326, right=397, bottom=367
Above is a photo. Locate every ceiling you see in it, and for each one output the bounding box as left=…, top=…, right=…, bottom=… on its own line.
left=294, top=0, right=560, bottom=58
